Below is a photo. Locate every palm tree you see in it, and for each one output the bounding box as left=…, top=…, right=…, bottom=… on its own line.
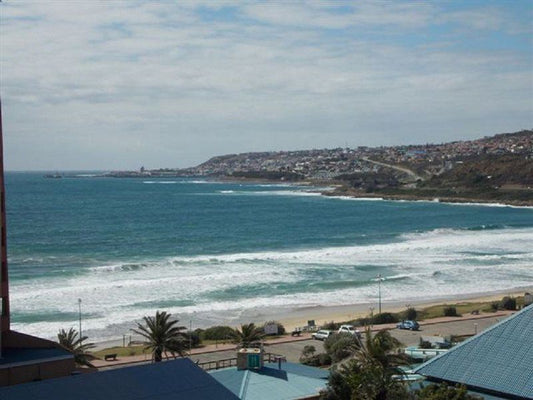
left=321, top=328, right=409, bottom=400
left=131, top=310, right=187, bottom=362
left=57, top=328, right=96, bottom=368
left=231, top=323, right=264, bottom=348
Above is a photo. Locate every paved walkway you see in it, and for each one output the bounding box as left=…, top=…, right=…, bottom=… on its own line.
left=91, top=311, right=513, bottom=369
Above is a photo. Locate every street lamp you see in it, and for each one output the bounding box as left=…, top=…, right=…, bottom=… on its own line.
left=78, top=298, right=82, bottom=339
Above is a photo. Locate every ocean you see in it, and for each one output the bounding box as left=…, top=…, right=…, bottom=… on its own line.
left=5, top=172, right=533, bottom=342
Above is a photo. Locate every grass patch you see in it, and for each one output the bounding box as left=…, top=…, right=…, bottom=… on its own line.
left=419, top=300, right=510, bottom=320
left=92, top=345, right=147, bottom=359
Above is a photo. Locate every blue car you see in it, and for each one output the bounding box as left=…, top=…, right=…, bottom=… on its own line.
left=397, top=320, right=420, bottom=330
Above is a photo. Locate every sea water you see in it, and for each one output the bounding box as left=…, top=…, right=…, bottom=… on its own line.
left=5, top=172, right=533, bottom=341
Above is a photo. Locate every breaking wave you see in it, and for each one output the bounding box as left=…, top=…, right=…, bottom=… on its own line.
left=10, top=226, right=533, bottom=341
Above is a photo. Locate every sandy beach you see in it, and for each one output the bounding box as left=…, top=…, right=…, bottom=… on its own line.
left=253, top=286, right=533, bottom=332
left=92, top=286, right=532, bottom=351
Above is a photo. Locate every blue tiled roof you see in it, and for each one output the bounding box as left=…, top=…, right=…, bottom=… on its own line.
left=210, top=362, right=329, bottom=400
left=414, top=305, right=533, bottom=399
left=0, top=358, right=238, bottom=400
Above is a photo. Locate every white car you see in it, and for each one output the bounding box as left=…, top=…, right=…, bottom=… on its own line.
left=338, top=325, right=362, bottom=338
left=311, top=330, right=331, bottom=341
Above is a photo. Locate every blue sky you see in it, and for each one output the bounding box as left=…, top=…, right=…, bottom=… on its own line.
left=1, top=1, right=532, bottom=170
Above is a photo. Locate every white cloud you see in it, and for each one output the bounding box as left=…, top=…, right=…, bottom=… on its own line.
left=0, top=1, right=531, bottom=170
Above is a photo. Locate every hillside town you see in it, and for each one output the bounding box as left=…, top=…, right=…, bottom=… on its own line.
left=105, top=130, right=532, bottom=183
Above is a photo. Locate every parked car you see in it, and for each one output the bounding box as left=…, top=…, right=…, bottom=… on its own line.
left=338, top=325, right=362, bottom=338
left=311, top=330, right=331, bottom=341
left=397, top=320, right=420, bottom=330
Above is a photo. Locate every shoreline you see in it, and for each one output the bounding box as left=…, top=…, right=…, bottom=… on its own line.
left=213, top=176, right=533, bottom=208
left=251, top=286, right=533, bottom=332
left=92, top=286, right=533, bottom=351
left=321, top=187, right=533, bottom=208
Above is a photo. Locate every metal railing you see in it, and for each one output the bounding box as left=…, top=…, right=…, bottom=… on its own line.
left=197, top=352, right=285, bottom=371
left=197, top=357, right=237, bottom=371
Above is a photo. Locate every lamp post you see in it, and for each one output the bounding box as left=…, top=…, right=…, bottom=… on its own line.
left=78, top=298, right=82, bottom=339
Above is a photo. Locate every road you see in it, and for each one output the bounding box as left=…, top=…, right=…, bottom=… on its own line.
left=94, top=312, right=511, bottom=370
left=190, top=314, right=506, bottom=364
left=362, top=157, right=423, bottom=181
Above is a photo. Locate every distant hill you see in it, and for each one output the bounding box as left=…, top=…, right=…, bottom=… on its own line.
left=105, top=129, right=533, bottom=205
left=426, top=154, right=533, bottom=188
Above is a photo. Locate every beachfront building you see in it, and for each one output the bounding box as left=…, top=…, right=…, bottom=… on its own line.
left=414, top=304, right=533, bottom=399
left=0, top=358, right=238, bottom=399
left=0, top=101, right=76, bottom=386
left=210, top=360, right=329, bottom=400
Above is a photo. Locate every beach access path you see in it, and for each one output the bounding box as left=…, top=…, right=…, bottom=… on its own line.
left=91, top=310, right=513, bottom=370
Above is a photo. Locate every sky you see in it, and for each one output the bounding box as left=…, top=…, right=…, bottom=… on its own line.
left=1, top=1, right=532, bottom=171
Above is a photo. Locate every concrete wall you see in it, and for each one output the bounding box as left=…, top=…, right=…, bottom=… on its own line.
left=0, top=330, right=76, bottom=386
left=4, top=331, right=64, bottom=349
left=0, top=358, right=75, bottom=386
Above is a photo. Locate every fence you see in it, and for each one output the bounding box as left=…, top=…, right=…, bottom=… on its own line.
left=197, top=352, right=285, bottom=371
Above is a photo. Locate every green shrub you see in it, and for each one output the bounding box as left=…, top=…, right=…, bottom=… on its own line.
left=404, top=307, right=418, bottom=321
left=354, top=317, right=372, bottom=326
left=300, top=345, right=316, bottom=359
left=201, top=325, right=235, bottom=341
left=299, top=345, right=331, bottom=367
left=300, top=355, right=320, bottom=366
left=372, top=312, right=399, bottom=324
left=300, top=353, right=332, bottom=367
left=415, top=383, right=483, bottom=399
left=500, top=296, right=516, bottom=310
left=184, top=331, right=201, bottom=347
left=318, top=353, right=332, bottom=366
left=443, top=306, right=458, bottom=317
left=490, top=301, right=500, bottom=311
left=322, top=321, right=339, bottom=330
left=324, top=333, right=360, bottom=362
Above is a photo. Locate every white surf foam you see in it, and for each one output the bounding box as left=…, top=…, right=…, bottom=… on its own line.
left=10, top=226, right=533, bottom=341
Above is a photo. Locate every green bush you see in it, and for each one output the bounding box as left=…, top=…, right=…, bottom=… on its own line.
left=415, top=383, right=483, bottom=399
left=500, top=296, right=516, bottom=310
left=184, top=331, right=201, bottom=347
left=372, top=312, right=399, bottom=324
left=322, top=321, right=339, bottom=330
left=299, top=345, right=331, bottom=367
left=354, top=317, right=372, bottom=326
left=301, top=352, right=332, bottom=367
left=318, top=353, right=332, bottom=366
left=443, top=306, right=458, bottom=317
left=201, top=325, right=235, bottom=341
left=490, top=301, right=500, bottom=311
left=324, top=333, right=360, bottom=363
left=404, top=307, right=418, bottom=321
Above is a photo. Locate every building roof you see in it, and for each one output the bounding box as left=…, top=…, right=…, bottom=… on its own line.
left=210, top=362, right=329, bottom=400
left=0, top=347, right=73, bottom=367
left=414, top=305, right=533, bottom=399
left=0, top=358, right=238, bottom=400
